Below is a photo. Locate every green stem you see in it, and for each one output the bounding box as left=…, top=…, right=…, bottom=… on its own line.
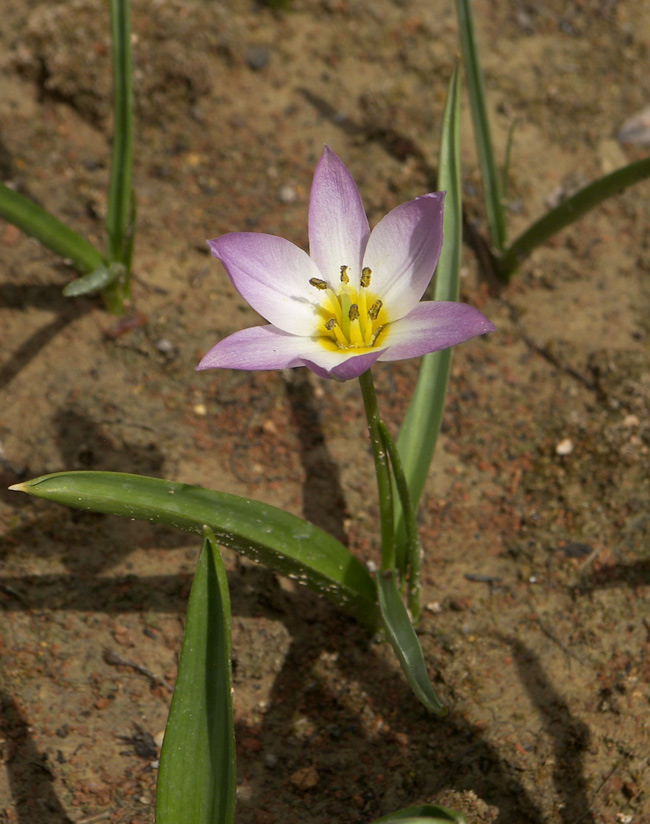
left=358, top=370, right=395, bottom=571
left=378, top=421, right=421, bottom=622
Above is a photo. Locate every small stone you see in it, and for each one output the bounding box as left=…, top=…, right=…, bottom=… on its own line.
left=623, top=414, right=640, bottom=428
left=246, top=46, right=270, bottom=71
left=194, top=403, right=207, bottom=416
left=618, top=104, right=650, bottom=147
left=277, top=184, right=297, bottom=204
left=290, top=765, right=319, bottom=790
left=555, top=438, right=574, bottom=456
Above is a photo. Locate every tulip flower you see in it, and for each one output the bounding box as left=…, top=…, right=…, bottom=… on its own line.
left=198, top=146, right=494, bottom=380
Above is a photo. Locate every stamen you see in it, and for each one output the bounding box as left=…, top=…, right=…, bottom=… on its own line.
left=309, top=277, right=328, bottom=290
left=348, top=304, right=360, bottom=321
left=361, top=267, right=372, bottom=287
left=340, top=265, right=350, bottom=284
left=369, top=299, right=383, bottom=320
left=325, top=318, right=337, bottom=330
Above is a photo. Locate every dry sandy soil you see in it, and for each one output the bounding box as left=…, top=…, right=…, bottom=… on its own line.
left=1, top=1, right=650, bottom=822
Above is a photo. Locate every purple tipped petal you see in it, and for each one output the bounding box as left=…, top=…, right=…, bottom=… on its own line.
left=197, top=325, right=318, bottom=372
left=302, top=349, right=385, bottom=381
left=362, top=192, right=445, bottom=320
left=197, top=324, right=386, bottom=380
left=208, top=233, right=323, bottom=336
left=377, top=301, right=495, bottom=362
left=308, top=146, right=370, bottom=286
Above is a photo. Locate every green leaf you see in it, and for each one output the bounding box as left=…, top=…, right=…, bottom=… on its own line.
left=373, top=804, right=466, bottom=824
left=62, top=262, right=125, bottom=297
left=498, top=156, right=650, bottom=279
left=156, top=527, right=236, bottom=824
left=455, top=0, right=507, bottom=252
left=107, top=0, right=135, bottom=266
left=394, top=65, right=462, bottom=568
left=0, top=181, right=105, bottom=274
left=376, top=571, right=447, bottom=715
left=10, top=471, right=378, bottom=628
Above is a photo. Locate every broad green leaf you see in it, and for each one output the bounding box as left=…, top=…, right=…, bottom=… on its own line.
left=394, top=65, right=462, bottom=570
left=156, top=528, right=236, bottom=824
left=107, top=0, right=135, bottom=266
left=373, top=804, right=466, bottom=824
left=497, top=156, right=650, bottom=279
left=0, top=181, right=104, bottom=274
left=456, top=0, right=507, bottom=252
left=10, top=471, right=378, bottom=628
left=376, top=571, right=447, bottom=715
left=62, top=262, right=125, bottom=297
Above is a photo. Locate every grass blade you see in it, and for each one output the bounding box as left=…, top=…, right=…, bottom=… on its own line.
left=373, top=804, right=466, bottom=824
left=0, top=182, right=104, bottom=273
left=376, top=571, right=447, bottom=715
left=156, top=527, right=236, bottom=824
left=10, top=471, right=378, bottom=628
left=455, top=0, right=507, bottom=251
left=107, top=0, right=134, bottom=265
left=498, top=156, right=650, bottom=279
left=394, top=65, right=462, bottom=566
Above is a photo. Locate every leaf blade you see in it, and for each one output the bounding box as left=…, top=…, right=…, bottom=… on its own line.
left=156, top=527, right=236, bottom=824
left=373, top=805, right=466, bottom=824
left=455, top=0, right=507, bottom=251
left=11, top=471, right=378, bottom=628
left=394, top=65, right=463, bottom=562
left=498, top=156, right=650, bottom=278
left=0, top=182, right=104, bottom=274
left=376, top=571, right=447, bottom=715
left=107, top=0, right=135, bottom=266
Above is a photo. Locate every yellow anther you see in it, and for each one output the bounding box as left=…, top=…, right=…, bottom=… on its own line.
left=340, top=265, right=350, bottom=284
left=361, top=267, right=372, bottom=287
left=369, top=299, right=383, bottom=320
left=348, top=304, right=360, bottom=321
left=309, top=277, right=328, bottom=290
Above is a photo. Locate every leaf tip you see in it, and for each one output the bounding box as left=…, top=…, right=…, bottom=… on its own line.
left=8, top=482, right=27, bottom=493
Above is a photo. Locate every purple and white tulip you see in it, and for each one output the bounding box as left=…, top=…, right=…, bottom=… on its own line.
left=198, top=146, right=494, bottom=381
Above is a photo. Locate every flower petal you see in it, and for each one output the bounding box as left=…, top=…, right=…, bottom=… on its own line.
left=208, top=233, right=324, bottom=336
left=377, top=301, right=495, bottom=362
left=308, top=146, right=370, bottom=288
left=362, top=192, right=445, bottom=320
left=197, top=324, right=385, bottom=380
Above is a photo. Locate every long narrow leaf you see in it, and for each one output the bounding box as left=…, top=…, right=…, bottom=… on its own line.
left=106, top=0, right=134, bottom=265
left=0, top=182, right=104, bottom=273
left=374, top=804, right=466, bottom=824
left=394, top=65, right=462, bottom=567
left=156, top=528, right=236, bottom=824
left=10, top=471, right=378, bottom=628
left=498, top=156, right=650, bottom=279
left=376, top=571, right=447, bottom=715
left=455, top=0, right=507, bottom=251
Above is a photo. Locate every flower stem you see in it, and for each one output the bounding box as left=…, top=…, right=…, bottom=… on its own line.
left=378, top=421, right=421, bottom=622
left=358, top=370, right=395, bottom=571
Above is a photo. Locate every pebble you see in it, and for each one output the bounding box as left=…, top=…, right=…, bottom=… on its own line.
left=277, top=184, right=297, bottom=204
left=246, top=46, right=270, bottom=71
left=617, top=104, right=650, bottom=147
left=555, top=438, right=574, bottom=456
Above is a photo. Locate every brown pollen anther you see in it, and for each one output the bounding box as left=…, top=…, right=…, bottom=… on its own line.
left=348, top=304, right=360, bottom=321
left=309, top=277, right=328, bottom=290
left=325, top=318, right=337, bottom=330
left=361, top=267, right=372, bottom=287
left=340, top=265, right=350, bottom=284
left=368, top=299, right=383, bottom=320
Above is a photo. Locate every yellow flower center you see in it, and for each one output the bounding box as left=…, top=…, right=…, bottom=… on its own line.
left=310, top=266, right=388, bottom=351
